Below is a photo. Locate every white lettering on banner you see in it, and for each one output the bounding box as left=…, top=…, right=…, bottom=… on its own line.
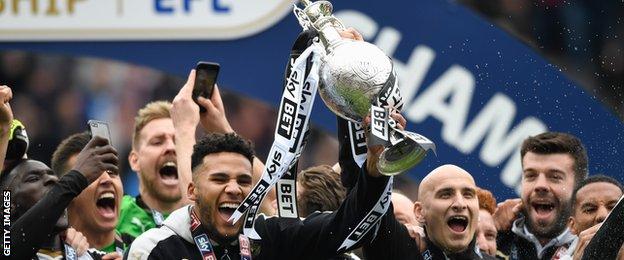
left=335, top=11, right=548, bottom=193
left=276, top=179, right=297, bottom=218
left=0, top=0, right=293, bottom=40
left=371, top=106, right=389, bottom=142
left=338, top=176, right=393, bottom=251
left=348, top=122, right=367, bottom=168
left=230, top=45, right=321, bottom=235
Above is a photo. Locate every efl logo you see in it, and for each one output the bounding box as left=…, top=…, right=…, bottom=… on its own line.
left=0, top=0, right=294, bottom=41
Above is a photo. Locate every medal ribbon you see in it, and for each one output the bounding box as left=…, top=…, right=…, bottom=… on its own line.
left=229, top=45, right=321, bottom=239
left=189, top=206, right=252, bottom=260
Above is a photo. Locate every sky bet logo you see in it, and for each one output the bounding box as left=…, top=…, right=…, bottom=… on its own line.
left=278, top=98, right=297, bottom=139
left=278, top=68, right=301, bottom=140
left=194, top=234, right=213, bottom=252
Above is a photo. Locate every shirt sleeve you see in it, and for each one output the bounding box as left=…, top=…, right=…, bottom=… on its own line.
left=259, top=165, right=392, bottom=259
left=10, top=170, right=88, bottom=259
left=336, top=117, right=360, bottom=192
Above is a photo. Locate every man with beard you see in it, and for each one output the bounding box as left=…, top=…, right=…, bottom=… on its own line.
left=169, top=70, right=276, bottom=218
left=495, top=132, right=587, bottom=259
left=51, top=132, right=126, bottom=254
left=118, top=71, right=278, bottom=244
left=117, top=101, right=187, bottom=243
left=2, top=136, right=119, bottom=259
left=363, top=164, right=496, bottom=260
left=126, top=117, right=401, bottom=259
left=559, top=175, right=624, bottom=259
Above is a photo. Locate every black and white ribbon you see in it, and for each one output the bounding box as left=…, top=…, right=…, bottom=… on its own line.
left=369, top=69, right=436, bottom=157
left=276, top=164, right=299, bottom=219
left=229, top=45, right=321, bottom=238
left=338, top=176, right=393, bottom=251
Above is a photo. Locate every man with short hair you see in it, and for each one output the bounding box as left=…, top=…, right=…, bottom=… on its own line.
left=51, top=132, right=126, bottom=254
left=363, top=164, right=496, bottom=259
left=495, top=132, right=588, bottom=259
left=125, top=131, right=394, bottom=259
left=117, top=101, right=188, bottom=243
left=560, top=175, right=624, bottom=259
left=3, top=136, right=119, bottom=259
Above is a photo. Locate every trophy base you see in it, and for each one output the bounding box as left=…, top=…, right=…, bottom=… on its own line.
left=377, top=139, right=428, bottom=176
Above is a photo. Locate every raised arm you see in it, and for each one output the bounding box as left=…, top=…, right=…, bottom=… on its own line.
left=171, top=70, right=275, bottom=214
left=171, top=70, right=200, bottom=206
left=0, top=85, right=13, bottom=170
left=260, top=114, right=407, bottom=259
left=10, top=137, right=118, bottom=259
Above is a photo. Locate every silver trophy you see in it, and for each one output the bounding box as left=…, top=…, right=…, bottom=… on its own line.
left=294, top=0, right=436, bottom=175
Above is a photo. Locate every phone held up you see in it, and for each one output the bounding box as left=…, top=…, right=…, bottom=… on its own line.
left=87, top=119, right=112, bottom=146
left=193, top=61, right=220, bottom=113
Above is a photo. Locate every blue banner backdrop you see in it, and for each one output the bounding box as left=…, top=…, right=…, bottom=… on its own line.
left=1, top=0, right=622, bottom=199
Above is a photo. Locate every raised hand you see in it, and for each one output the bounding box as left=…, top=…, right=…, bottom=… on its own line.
left=171, top=70, right=200, bottom=131
left=493, top=198, right=522, bottom=231
left=197, top=84, right=234, bottom=134
left=0, top=85, right=13, bottom=134
left=364, top=112, right=407, bottom=177
left=338, top=27, right=364, bottom=41
left=573, top=223, right=602, bottom=260
left=65, top=227, right=89, bottom=256
left=101, top=252, right=122, bottom=260
left=71, top=136, right=119, bottom=183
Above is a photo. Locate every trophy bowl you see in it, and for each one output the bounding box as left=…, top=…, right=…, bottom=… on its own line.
left=295, top=0, right=435, bottom=176
left=317, top=40, right=394, bottom=123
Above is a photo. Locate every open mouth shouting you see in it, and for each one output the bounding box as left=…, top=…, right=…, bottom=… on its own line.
left=447, top=215, right=469, bottom=234
left=217, top=202, right=239, bottom=223
left=96, top=191, right=117, bottom=220
left=159, top=161, right=178, bottom=186
left=531, top=200, right=556, bottom=223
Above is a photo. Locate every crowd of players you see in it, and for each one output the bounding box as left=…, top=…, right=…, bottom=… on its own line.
left=1, top=32, right=624, bottom=260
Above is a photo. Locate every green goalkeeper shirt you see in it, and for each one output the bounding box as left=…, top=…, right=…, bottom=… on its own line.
left=116, top=195, right=170, bottom=244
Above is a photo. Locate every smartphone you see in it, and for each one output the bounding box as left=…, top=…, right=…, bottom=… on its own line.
left=87, top=120, right=112, bottom=145
left=193, top=61, right=220, bottom=112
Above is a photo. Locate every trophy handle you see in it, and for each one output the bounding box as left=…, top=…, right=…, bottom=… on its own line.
left=293, top=1, right=346, bottom=52
left=293, top=7, right=312, bottom=30
left=377, top=130, right=437, bottom=176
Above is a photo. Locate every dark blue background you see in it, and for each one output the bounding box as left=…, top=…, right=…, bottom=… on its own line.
left=1, top=0, right=622, bottom=199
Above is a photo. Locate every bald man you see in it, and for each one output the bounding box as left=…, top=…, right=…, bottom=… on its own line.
left=392, top=192, right=418, bottom=226
left=363, top=164, right=496, bottom=260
